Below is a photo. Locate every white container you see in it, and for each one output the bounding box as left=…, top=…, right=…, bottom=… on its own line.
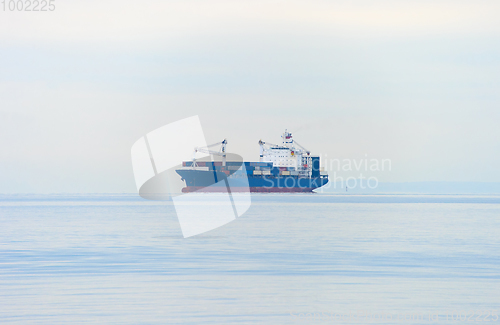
left=253, top=170, right=262, bottom=175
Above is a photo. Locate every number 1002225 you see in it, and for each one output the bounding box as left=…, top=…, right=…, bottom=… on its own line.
left=2, top=0, right=55, bottom=11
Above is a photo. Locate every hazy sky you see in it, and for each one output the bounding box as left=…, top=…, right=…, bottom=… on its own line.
left=1, top=0, right=499, bottom=193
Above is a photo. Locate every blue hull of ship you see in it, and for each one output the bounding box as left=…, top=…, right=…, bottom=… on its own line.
left=176, top=169, right=329, bottom=193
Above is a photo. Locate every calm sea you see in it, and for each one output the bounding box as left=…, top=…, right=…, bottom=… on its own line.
left=1, top=194, right=499, bottom=324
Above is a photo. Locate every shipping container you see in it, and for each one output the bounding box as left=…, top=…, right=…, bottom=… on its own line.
left=253, top=170, right=262, bottom=175
left=262, top=170, right=271, bottom=175
left=281, top=171, right=291, bottom=175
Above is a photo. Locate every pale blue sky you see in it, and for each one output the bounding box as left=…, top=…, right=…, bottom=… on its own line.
left=0, top=0, right=499, bottom=193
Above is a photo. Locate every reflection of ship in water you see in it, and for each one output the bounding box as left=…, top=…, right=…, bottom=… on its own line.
left=176, top=130, right=329, bottom=193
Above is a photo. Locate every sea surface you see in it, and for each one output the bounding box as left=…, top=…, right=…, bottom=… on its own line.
left=1, top=194, right=499, bottom=324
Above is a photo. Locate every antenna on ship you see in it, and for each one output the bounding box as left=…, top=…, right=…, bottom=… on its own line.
left=281, top=129, right=294, bottom=148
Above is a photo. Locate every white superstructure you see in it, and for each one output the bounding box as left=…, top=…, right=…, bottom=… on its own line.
left=259, top=130, right=312, bottom=171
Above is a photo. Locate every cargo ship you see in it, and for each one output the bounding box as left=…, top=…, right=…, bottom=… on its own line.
left=176, top=130, right=329, bottom=193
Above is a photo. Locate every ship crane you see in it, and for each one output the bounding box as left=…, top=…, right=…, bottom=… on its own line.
left=193, top=139, right=228, bottom=167
left=258, top=140, right=279, bottom=147
left=292, top=140, right=310, bottom=155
